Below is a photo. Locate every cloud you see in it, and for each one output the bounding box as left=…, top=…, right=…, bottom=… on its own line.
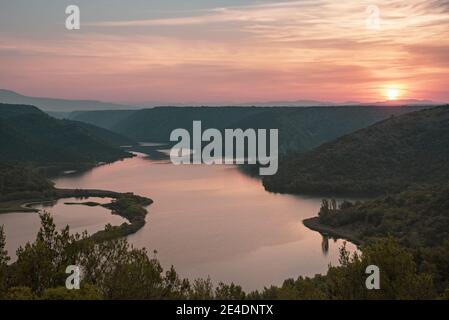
left=1, top=0, right=448, bottom=103
left=87, top=1, right=320, bottom=27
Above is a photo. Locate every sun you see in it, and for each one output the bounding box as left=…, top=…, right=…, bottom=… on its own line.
left=386, top=88, right=400, bottom=100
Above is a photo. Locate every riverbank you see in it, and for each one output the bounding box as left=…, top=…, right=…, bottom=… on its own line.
left=0, top=188, right=153, bottom=242
left=0, top=189, right=123, bottom=213
left=303, top=217, right=363, bottom=246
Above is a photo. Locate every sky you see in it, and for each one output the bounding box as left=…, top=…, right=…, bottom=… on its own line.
left=0, top=0, right=448, bottom=105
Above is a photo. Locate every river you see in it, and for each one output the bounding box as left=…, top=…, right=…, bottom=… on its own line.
left=0, top=152, right=357, bottom=291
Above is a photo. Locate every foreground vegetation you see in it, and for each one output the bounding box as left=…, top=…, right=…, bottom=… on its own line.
left=0, top=213, right=246, bottom=300
left=0, top=213, right=441, bottom=300
left=313, top=183, right=449, bottom=294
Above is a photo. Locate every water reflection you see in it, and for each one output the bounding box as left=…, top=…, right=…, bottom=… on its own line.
left=52, top=152, right=357, bottom=291
left=0, top=197, right=125, bottom=261
left=321, top=235, right=329, bottom=255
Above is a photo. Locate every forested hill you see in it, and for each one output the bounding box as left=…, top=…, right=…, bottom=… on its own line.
left=263, top=106, right=449, bottom=195
left=0, top=164, right=54, bottom=199
left=69, top=106, right=428, bottom=155
left=67, top=120, right=135, bottom=147
left=318, top=184, right=449, bottom=248
left=314, top=184, right=449, bottom=293
left=0, top=103, right=42, bottom=118
left=0, top=103, right=133, bottom=165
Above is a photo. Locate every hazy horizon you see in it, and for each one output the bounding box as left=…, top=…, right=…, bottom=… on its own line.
left=1, top=87, right=447, bottom=109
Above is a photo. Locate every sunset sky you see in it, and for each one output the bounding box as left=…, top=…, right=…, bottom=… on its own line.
left=0, top=0, right=448, bottom=105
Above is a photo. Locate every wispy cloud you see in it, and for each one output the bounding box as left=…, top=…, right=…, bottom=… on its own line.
left=1, top=0, right=448, bottom=103
left=87, top=1, right=319, bottom=27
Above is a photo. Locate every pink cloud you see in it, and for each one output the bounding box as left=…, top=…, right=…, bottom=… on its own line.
left=1, top=0, right=448, bottom=103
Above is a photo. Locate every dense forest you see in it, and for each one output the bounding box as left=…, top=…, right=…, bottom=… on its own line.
left=0, top=164, right=54, bottom=201
left=68, top=106, right=427, bottom=154
left=264, top=106, right=449, bottom=195
left=64, top=120, right=135, bottom=147
left=318, top=185, right=449, bottom=247
left=314, top=183, right=449, bottom=294
left=0, top=104, right=134, bottom=167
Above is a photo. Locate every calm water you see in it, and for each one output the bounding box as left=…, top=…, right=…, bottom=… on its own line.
left=49, top=152, right=357, bottom=291
left=0, top=197, right=125, bottom=260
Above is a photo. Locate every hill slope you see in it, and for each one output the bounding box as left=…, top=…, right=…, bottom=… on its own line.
left=69, top=106, right=428, bottom=154
left=311, top=183, right=449, bottom=292
left=263, top=106, right=449, bottom=195
left=68, top=120, right=135, bottom=147
left=68, top=109, right=138, bottom=129
left=0, top=104, right=133, bottom=165
left=316, top=184, right=449, bottom=248
left=0, top=163, right=54, bottom=197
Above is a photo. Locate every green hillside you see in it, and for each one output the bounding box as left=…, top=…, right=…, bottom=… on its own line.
left=69, top=109, right=137, bottom=129
left=318, top=184, right=449, bottom=248
left=264, top=106, right=449, bottom=195
left=0, top=103, right=133, bottom=165
left=69, top=106, right=428, bottom=154
left=0, top=103, right=42, bottom=118
left=0, top=163, right=54, bottom=198
left=313, top=184, right=449, bottom=292
left=68, top=120, right=135, bottom=147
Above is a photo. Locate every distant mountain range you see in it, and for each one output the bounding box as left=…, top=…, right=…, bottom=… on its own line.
left=0, top=89, right=139, bottom=112
left=68, top=105, right=431, bottom=155
left=233, top=99, right=442, bottom=107
left=138, top=98, right=443, bottom=107
left=0, top=89, right=444, bottom=112
left=365, top=99, right=441, bottom=107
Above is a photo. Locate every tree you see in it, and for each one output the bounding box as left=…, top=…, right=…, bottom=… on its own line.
left=8, top=212, right=193, bottom=300
left=100, top=249, right=165, bottom=299
left=41, top=284, right=102, bottom=300
left=319, top=199, right=330, bottom=218
left=0, top=226, right=10, bottom=298
left=331, top=198, right=337, bottom=211
left=215, top=282, right=246, bottom=300
left=13, top=212, right=81, bottom=293
left=4, top=287, right=36, bottom=300
left=325, top=239, right=435, bottom=299
left=189, top=278, right=214, bottom=300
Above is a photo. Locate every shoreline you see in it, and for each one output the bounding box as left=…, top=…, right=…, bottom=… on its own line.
left=0, top=188, right=153, bottom=242
left=303, top=216, right=363, bottom=246
left=1, top=189, right=127, bottom=214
